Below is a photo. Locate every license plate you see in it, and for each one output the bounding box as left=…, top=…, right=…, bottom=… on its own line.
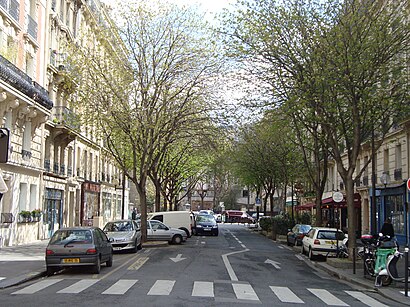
left=325, top=241, right=334, bottom=244
left=204, top=228, right=211, bottom=231
left=114, top=247, right=122, bottom=250
left=63, top=258, right=80, bottom=263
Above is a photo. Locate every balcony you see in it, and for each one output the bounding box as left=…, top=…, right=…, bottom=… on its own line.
left=0, top=0, right=19, bottom=22
left=0, top=54, right=53, bottom=109
left=27, top=15, right=38, bottom=40
left=52, top=106, right=80, bottom=130
left=394, top=168, right=402, bottom=181
left=21, top=150, right=32, bottom=159
left=60, top=164, right=65, bottom=176
left=53, top=162, right=59, bottom=174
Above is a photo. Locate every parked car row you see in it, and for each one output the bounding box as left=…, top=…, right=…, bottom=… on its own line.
left=45, top=211, right=219, bottom=276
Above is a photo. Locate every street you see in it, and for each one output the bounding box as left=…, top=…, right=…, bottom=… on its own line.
left=0, top=224, right=399, bottom=306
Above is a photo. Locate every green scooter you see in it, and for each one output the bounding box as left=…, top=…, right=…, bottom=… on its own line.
left=374, top=233, right=398, bottom=287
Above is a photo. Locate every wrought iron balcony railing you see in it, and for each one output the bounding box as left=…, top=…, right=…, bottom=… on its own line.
left=394, top=168, right=402, bottom=181
left=67, top=166, right=72, bottom=177
left=0, top=54, right=53, bottom=109
left=44, top=159, right=51, bottom=172
left=52, top=106, right=80, bottom=130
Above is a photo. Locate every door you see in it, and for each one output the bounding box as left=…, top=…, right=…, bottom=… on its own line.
left=45, top=189, right=63, bottom=238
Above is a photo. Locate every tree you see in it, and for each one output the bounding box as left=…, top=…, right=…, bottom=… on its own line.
left=68, top=0, right=223, bottom=241
left=222, top=0, right=410, bottom=256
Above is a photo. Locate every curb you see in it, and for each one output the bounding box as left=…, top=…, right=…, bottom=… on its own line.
left=0, top=271, right=46, bottom=289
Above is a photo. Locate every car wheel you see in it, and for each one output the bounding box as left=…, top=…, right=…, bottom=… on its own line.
left=308, top=248, right=315, bottom=260
left=106, top=255, right=113, bottom=267
left=137, top=242, right=142, bottom=250
left=287, top=238, right=291, bottom=246
left=46, top=266, right=55, bottom=277
left=92, top=257, right=101, bottom=274
left=172, top=234, right=182, bottom=244
left=132, top=240, right=138, bottom=253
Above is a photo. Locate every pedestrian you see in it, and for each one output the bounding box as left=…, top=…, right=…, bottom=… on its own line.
left=131, top=208, right=137, bottom=220
left=380, top=218, right=395, bottom=238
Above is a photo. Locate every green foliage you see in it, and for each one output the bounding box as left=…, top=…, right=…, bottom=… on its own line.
left=297, top=212, right=311, bottom=225
left=259, top=215, right=294, bottom=235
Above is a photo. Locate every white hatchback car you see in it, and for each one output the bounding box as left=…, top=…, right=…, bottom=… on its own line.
left=301, top=227, right=346, bottom=260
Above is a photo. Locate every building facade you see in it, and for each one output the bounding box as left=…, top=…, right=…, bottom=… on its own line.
left=0, top=0, right=129, bottom=247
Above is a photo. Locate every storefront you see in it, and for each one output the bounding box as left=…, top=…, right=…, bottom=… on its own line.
left=321, top=193, right=361, bottom=235
left=44, top=188, right=64, bottom=237
left=373, top=183, right=408, bottom=246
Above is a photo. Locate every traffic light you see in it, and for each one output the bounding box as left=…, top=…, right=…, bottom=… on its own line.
left=0, top=128, right=10, bottom=163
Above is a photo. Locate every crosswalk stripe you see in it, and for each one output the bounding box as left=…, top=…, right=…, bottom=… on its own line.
left=147, top=280, right=175, bottom=296
left=308, top=288, right=349, bottom=306
left=270, top=286, right=304, bottom=304
left=11, top=279, right=63, bottom=294
left=0, top=277, right=5, bottom=280
left=192, top=281, right=214, bottom=297
left=232, top=283, right=259, bottom=301
left=57, top=279, right=99, bottom=294
left=345, top=291, right=388, bottom=307
left=102, top=279, right=138, bottom=295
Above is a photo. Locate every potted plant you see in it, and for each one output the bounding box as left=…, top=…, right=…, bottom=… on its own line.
left=19, top=210, right=32, bottom=222
left=31, top=209, right=42, bottom=221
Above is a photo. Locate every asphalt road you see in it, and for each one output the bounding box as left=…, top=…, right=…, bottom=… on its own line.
left=0, top=224, right=400, bottom=306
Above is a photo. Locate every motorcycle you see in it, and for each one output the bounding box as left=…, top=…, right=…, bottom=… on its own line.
left=383, top=249, right=410, bottom=284
left=373, top=233, right=398, bottom=287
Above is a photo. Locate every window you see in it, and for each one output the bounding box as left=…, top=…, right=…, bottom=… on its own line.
left=18, top=183, right=28, bottom=212
left=151, top=215, right=163, bottom=223
left=383, top=148, right=389, bottom=174
left=395, top=144, right=402, bottom=170
left=385, top=195, right=404, bottom=235
left=242, top=190, right=249, bottom=198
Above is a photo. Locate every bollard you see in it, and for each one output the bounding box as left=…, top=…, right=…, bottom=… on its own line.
left=353, top=247, right=356, bottom=274
left=405, top=247, right=409, bottom=297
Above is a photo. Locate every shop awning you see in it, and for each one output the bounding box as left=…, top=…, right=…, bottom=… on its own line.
left=295, top=202, right=315, bottom=211
left=321, top=193, right=361, bottom=208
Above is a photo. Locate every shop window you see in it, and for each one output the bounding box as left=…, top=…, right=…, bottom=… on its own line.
left=385, top=194, right=404, bottom=235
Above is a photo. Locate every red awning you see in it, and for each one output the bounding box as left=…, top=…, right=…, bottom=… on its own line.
left=321, top=193, right=361, bottom=208
left=296, top=202, right=315, bottom=211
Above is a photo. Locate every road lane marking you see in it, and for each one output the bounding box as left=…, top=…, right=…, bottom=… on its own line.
left=270, top=286, right=304, bottom=304
left=192, top=281, right=214, bottom=297
left=232, top=283, right=259, bottom=301
left=128, top=257, right=149, bottom=270
left=295, top=254, right=304, bottom=261
left=147, top=280, right=175, bottom=295
left=102, top=279, right=138, bottom=295
left=308, top=288, right=349, bottom=306
left=345, top=291, right=388, bottom=307
left=57, top=279, right=99, bottom=293
left=101, top=252, right=146, bottom=279
left=11, top=279, right=63, bottom=294
left=222, top=249, right=250, bottom=281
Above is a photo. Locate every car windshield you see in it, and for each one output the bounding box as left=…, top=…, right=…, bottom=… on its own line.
left=104, top=221, right=134, bottom=232
left=317, top=230, right=345, bottom=240
left=196, top=215, right=215, bottom=223
left=50, top=230, right=92, bottom=245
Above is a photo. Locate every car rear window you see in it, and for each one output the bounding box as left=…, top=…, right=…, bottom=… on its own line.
left=317, top=230, right=344, bottom=240
left=300, top=225, right=311, bottom=232
left=50, top=230, right=92, bottom=245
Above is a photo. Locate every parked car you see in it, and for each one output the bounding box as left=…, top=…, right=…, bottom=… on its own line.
left=223, top=210, right=255, bottom=223
left=194, top=214, right=218, bottom=236
left=45, top=227, right=113, bottom=276
left=103, top=220, right=142, bottom=253
left=287, top=224, right=312, bottom=246
left=141, top=220, right=187, bottom=244
left=301, top=227, right=346, bottom=260
left=148, top=211, right=194, bottom=237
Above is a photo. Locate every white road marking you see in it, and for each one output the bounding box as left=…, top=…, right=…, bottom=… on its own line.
left=345, top=291, right=388, bottom=307
left=295, top=254, right=304, bottom=260
left=308, top=288, right=349, bottom=306
left=192, top=281, right=214, bottom=297
left=11, top=279, right=63, bottom=294
left=222, top=249, right=250, bottom=281
left=270, top=286, right=304, bottom=304
left=0, top=277, right=5, bottom=280
left=232, top=283, right=259, bottom=301
left=102, top=279, right=138, bottom=295
left=147, top=280, right=175, bottom=295
left=278, top=246, right=284, bottom=249
left=57, top=279, right=99, bottom=293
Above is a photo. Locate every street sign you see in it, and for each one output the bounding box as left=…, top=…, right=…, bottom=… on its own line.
left=332, top=191, right=344, bottom=203
left=407, top=178, right=410, bottom=191
left=255, top=198, right=261, bottom=207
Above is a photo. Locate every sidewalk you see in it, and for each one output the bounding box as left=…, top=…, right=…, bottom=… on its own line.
left=273, top=234, right=410, bottom=306
left=0, top=239, right=168, bottom=289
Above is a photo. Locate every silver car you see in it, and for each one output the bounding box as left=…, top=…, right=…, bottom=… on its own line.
left=139, top=220, right=187, bottom=244
left=103, top=220, right=142, bottom=253
left=45, top=227, right=113, bottom=276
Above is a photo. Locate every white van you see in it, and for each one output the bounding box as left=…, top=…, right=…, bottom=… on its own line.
left=148, top=211, right=194, bottom=238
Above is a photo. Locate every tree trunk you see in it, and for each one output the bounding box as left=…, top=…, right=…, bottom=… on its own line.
left=345, top=177, right=357, bottom=260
